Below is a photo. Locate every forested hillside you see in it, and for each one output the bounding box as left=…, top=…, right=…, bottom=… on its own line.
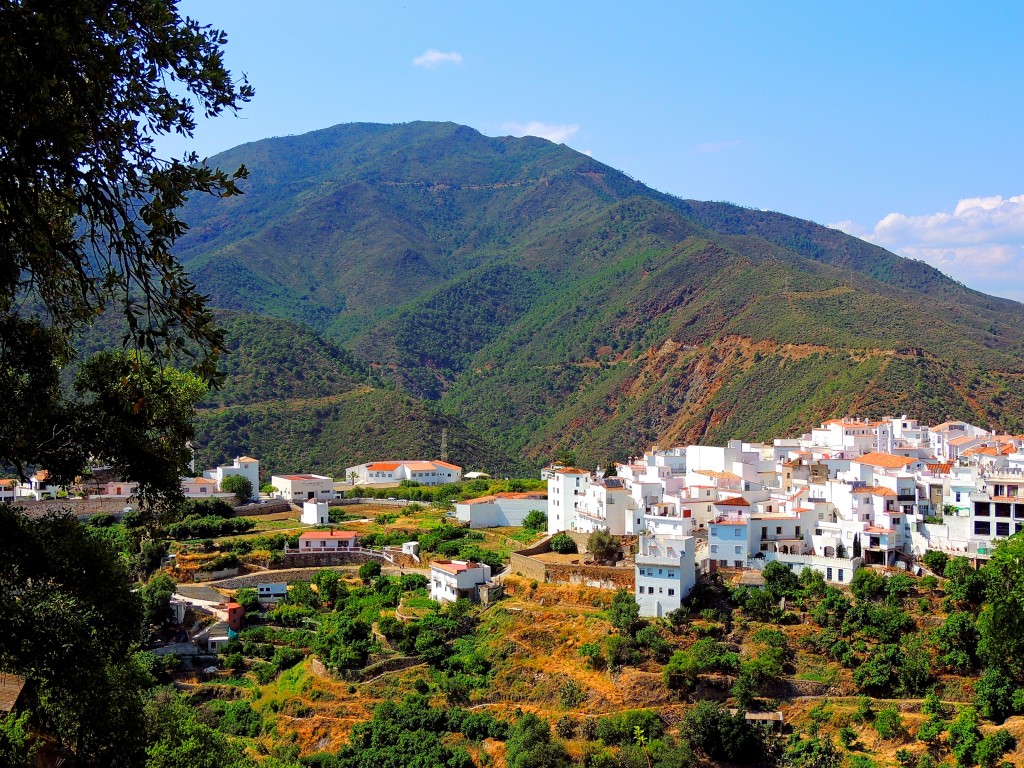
left=162, top=121, right=1024, bottom=471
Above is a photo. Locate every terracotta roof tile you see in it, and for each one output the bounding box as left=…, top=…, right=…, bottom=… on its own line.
left=853, top=452, right=918, bottom=469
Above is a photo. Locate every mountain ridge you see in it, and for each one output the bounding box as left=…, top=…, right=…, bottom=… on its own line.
left=167, top=121, right=1024, bottom=470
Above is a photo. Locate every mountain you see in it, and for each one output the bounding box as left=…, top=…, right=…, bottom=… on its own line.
left=172, top=121, right=1024, bottom=468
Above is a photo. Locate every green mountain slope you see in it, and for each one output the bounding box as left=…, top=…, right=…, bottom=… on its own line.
left=170, top=121, right=1024, bottom=468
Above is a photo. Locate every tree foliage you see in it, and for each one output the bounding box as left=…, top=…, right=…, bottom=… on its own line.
left=219, top=474, right=253, bottom=504
left=0, top=0, right=250, bottom=501
left=0, top=508, right=153, bottom=762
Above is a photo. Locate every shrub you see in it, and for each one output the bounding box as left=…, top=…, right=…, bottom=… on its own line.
left=549, top=533, right=577, bottom=554
left=873, top=708, right=903, bottom=740
left=522, top=510, right=547, bottom=532
left=922, top=550, right=948, bottom=575
left=595, top=709, right=663, bottom=745
left=558, top=679, right=586, bottom=708
left=586, top=529, right=619, bottom=565
left=358, top=561, right=382, bottom=583
left=975, top=730, right=1015, bottom=768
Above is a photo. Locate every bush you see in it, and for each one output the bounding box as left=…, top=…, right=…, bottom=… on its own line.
left=975, top=730, right=1015, bottom=768
left=586, top=529, right=619, bottom=565
left=522, top=510, right=547, bottom=532
left=358, top=561, right=382, bottom=583
left=549, top=533, right=577, bottom=554
left=680, top=700, right=766, bottom=764
left=922, top=550, right=948, bottom=575
left=873, top=708, right=903, bottom=740
left=595, top=709, right=663, bottom=745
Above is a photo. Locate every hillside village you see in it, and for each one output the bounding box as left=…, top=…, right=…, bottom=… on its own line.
left=9, top=414, right=1024, bottom=768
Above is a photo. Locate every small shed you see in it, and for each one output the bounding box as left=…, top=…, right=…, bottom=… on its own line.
left=0, top=673, right=26, bottom=715
left=301, top=500, right=330, bottom=526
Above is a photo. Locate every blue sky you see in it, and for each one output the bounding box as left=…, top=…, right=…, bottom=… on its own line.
left=169, top=1, right=1024, bottom=300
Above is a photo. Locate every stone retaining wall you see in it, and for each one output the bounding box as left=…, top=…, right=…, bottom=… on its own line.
left=310, top=654, right=422, bottom=682
left=545, top=562, right=634, bottom=590
left=282, top=550, right=384, bottom=569
left=509, top=552, right=548, bottom=582
left=12, top=498, right=136, bottom=518
left=234, top=500, right=292, bottom=516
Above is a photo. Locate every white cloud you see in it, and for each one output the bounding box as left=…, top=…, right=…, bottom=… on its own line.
left=502, top=121, right=580, bottom=144
left=829, top=194, right=1024, bottom=301
left=695, top=139, right=743, bottom=154
left=412, top=49, right=463, bottom=68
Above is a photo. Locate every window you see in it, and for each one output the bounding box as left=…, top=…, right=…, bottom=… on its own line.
left=719, top=559, right=727, bottom=567
left=668, top=571, right=675, bottom=578
left=795, top=526, right=801, bottom=536
left=668, top=589, right=675, bottom=596
left=893, top=518, right=900, bottom=526
left=956, top=492, right=961, bottom=502
left=711, top=545, right=718, bottom=553
left=776, top=526, right=782, bottom=535
left=827, top=567, right=833, bottom=580
left=648, top=587, right=654, bottom=594
left=975, top=520, right=991, bottom=536
left=735, top=545, right=742, bottom=554
left=734, top=528, right=742, bottom=538
left=638, top=586, right=643, bottom=594
left=638, top=568, right=645, bottom=576
left=838, top=569, right=844, bottom=582
left=734, top=560, right=743, bottom=568
left=996, top=522, right=1010, bottom=537
left=659, top=587, right=663, bottom=594
left=658, top=568, right=663, bottom=575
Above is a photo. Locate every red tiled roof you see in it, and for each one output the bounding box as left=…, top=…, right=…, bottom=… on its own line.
left=432, top=460, right=463, bottom=471
left=715, top=496, right=750, bottom=507
left=237, top=456, right=259, bottom=463
left=555, top=467, right=589, bottom=475
left=852, top=452, right=918, bottom=469
left=366, top=462, right=401, bottom=471
left=299, top=530, right=357, bottom=540
left=432, top=560, right=483, bottom=575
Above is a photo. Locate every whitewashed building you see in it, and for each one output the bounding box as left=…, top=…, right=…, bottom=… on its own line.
left=204, top=456, right=260, bottom=498
left=301, top=500, right=330, bottom=525
left=297, top=529, right=358, bottom=552
left=429, top=560, right=492, bottom=603
left=272, top=473, right=335, bottom=502
left=635, top=535, right=696, bottom=617
left=455, top=491, right=548, bottom=528
left=346, top=460, right=462, bottom=486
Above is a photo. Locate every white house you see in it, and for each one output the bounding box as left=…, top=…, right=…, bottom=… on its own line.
left=455, top=491, right=547, bottom=528
left=272, top=474, right=335, bottom=502
left=204, top=456, right=259, bottom=498
left=429, top=560, right=492, bottom=603
left=297, top=529, right=358, bottom=552
left=257, top=583, right=288, bottom=601
left=635, top=535, right=696, bottom=617
left=181, top=477, right=218, bottom=497
left=301, top=500, right=330, bottom=526
left=346, top=460, right=463, bottom=486
left=16, top=470, right=61, bottom=500
left=546, top=467, right=591, bottom=534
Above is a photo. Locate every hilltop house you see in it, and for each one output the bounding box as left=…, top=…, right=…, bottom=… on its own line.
left=346, top=460, right=462, bottom=486
left=297, top=529, right=358, bottom=552
left=429, top=560, right=492, bottom=603
left=271, top=473, right=335, bottom=502
left=203, top=456, right=259, bottom=498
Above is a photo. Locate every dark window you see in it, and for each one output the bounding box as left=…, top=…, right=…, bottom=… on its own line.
left=975, top=502, right=990, bottom=517
left=997, top=522, right=1010, bottom=537
left=996, top=503, right=1012, bottom=518
left=975, top=520, right=991, bottom=536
